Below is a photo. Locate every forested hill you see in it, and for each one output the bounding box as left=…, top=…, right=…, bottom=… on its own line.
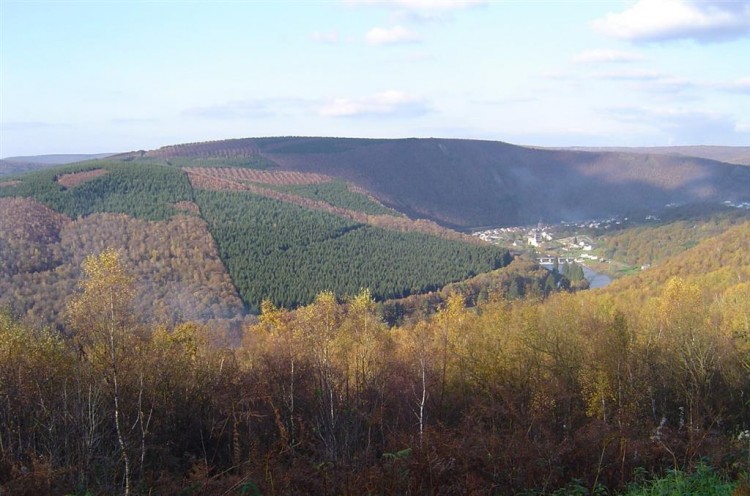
left=130, top=137, right=750, bottom=229
left=0, top=159, right=510, bottom=325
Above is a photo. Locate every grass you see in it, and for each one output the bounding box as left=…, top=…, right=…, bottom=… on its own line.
left=622, top=465, right=740, bottom=496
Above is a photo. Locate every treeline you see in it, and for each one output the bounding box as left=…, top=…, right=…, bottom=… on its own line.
left=253, top=136, right=388, bottom=154
left=195, top=190, right=510, bottom=311
left=0, top=161, right=193, bottom=221
left=142, top=138, right=262, bottom=160
left=380, top=257, right=572, bottom=326
left=1, top=243, right=748, bottom=495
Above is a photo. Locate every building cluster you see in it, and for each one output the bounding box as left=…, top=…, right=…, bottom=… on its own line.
left=723, top=200, right=750, bottom=209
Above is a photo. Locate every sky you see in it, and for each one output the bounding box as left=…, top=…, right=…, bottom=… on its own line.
left=1, top=0, right=749, bottom=157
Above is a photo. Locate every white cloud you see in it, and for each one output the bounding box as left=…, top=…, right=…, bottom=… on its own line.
left=571, top=49, right=643, bottom=64
left=593, top=0, right=750, bottom=43
left=320, top=90, right=429, bottom=117
left=366, top=25, right=421, bottom=44
left=310, top=30, right=340, bottom=43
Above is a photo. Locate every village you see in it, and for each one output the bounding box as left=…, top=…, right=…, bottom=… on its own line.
left=471, top=217, right=621, bottom=263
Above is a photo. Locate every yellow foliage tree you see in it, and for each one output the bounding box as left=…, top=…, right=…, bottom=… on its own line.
left=67, top=248, right=138, bottom=496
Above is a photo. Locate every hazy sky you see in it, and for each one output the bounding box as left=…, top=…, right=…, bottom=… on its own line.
left=1, top=0, right=749, bottom=157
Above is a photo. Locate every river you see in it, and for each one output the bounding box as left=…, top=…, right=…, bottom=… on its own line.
left=540, top=263, right=612, bottom=289
left=581, top=265, right=612, bottom=289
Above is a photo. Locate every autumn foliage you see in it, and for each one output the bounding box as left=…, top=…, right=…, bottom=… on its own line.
left=2, top=224, right=750, bottom=494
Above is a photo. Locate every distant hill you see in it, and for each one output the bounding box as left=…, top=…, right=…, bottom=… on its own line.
left=562, top=145, right=750, bottom=166
left=131, top=137, right=750, bottom=229
left=0, top=153, right=115, bottom=176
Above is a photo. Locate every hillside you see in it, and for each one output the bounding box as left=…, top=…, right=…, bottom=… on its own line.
left=0, top=157, right=510, bottom=323
left=601, top=205, right=750, bottom=266
left=132, top=137, right=750, bottom=229
left=565, top=145, right=750, bottom=166
left=601, top=220, right=750, bottom=303
left=0, top=153, right=115, bottom=176
left=3, top=136, right=748, bottom=324
left=0, top=197, right=244, bottom=327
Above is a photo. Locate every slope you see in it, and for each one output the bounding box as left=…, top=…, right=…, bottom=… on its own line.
left=601, top=220, right=750, bottom=303
left=136, top=137, right=750, bottom=229
left=1, top=157, right=511, bottom=321
left=0, top=197, right=244, bottom=327
left=194, top=189, right=508, bottom=311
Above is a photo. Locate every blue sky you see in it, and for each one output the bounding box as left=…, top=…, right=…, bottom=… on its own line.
left=1, top=0, right=748, bottom=157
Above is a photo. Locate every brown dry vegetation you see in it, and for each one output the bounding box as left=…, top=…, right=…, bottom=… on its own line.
left=186, top=166, right=331, bottom=185
left=0, top=202, right=243, bottom=326
left=0, top=197, right=71, bottom=242
left=0, top=197, right=71, bottom=281
left=56, top=168, right=109, bottom=187
left=0, top=180, right=21, bottom=188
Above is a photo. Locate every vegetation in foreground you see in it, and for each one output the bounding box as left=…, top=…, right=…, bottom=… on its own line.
left=621, top=464, right=743, bottom=496
left=1, top=222, right=748, bottom=495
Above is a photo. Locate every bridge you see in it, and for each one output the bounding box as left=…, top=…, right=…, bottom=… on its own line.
left=537, top=257, right=578, bottom=264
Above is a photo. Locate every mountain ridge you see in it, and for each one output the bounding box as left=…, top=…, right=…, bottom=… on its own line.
left=125, top=136, right=750, bottom=229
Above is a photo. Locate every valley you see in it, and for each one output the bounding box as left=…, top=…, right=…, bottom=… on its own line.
left=1, top=137, right=749, bottom=495
left=3, top=2, right=748, bottom=493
